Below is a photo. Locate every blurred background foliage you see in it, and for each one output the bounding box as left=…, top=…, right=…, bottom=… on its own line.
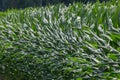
left=0, top=0, right=110, bottom=11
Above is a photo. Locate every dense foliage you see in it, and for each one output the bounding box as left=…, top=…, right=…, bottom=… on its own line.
left=0, top=1, right=120, bottom=80
left=0, top=0, right=110, bottom=11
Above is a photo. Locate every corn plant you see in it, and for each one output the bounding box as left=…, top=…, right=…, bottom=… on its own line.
left=0, top=1, right=120, bottom=80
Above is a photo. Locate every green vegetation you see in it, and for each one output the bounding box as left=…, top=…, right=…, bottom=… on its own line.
left=0, top=0, right=110, bottom=11
left=0, top=1, right=120, bottom=80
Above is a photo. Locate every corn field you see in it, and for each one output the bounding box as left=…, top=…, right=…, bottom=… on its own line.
left=0, top=1, right=120, bottom=80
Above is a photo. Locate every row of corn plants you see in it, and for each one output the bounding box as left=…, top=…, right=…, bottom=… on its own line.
left=0, top=1, right=120, bottom=80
